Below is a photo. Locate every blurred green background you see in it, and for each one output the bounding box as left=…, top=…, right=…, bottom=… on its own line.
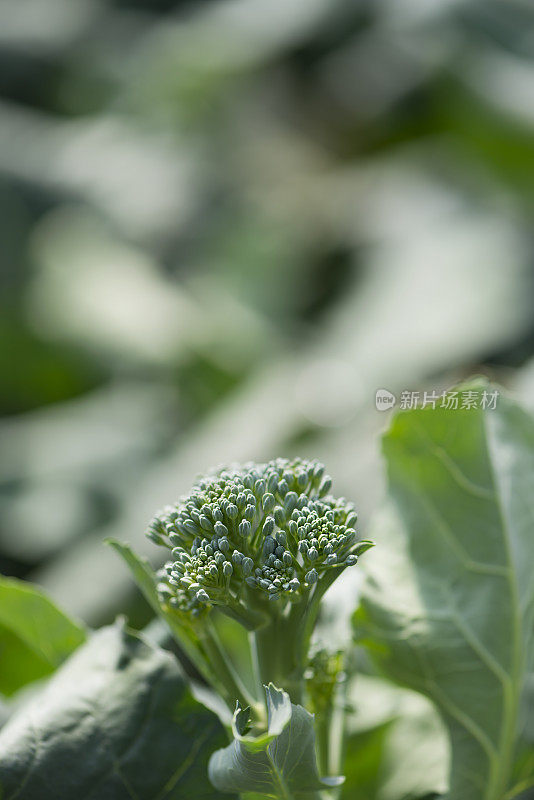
left=2, top=0, right=534, bottom=630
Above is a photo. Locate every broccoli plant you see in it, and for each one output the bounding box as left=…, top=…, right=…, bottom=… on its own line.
left=115, top=457, right=373, bottom=797
left=3, top=382, right=534, bottom=800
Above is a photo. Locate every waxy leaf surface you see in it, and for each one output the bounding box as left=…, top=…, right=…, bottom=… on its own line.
left=357, top=384, right=534, bottom=800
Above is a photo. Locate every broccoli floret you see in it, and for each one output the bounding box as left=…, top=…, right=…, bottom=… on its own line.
left=147, top=458, right=371, bottom=628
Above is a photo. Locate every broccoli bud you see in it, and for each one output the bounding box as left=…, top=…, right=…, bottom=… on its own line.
left=147, top=458, right=372, bottom=629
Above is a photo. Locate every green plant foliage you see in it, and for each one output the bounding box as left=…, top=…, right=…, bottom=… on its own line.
left=108, top=539, right=234, bottom=705
left=4, top=381, right=534, bottom=800
left=342, top=675, right=448, bottom=800
left=107, top=538, right=201, bottom=659
left=357, top=382, right=534, bottom=800
left=208, top=683, right=343, bottom=798
left=0, top=620, right=231, bottom=800
left=2, top=0, right=534, bottom=792
left=0, top=575, right=86, bottom=696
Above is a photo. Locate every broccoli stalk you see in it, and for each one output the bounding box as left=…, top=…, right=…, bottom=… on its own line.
left=146, top=457, right=373, bottom=775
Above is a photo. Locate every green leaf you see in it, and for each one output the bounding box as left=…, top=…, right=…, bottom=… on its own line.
left=107, top=540, right=217, bottom=681
left=0, top=575, right=86, bottom=696
left=106, top=539, right=205, bottom=665
left=342, top=675, right=449, bottom=800
left=108, top=540, right=258, bottom=713
left=357, top=381, right=534, bottom=800
left=376, top=693, right=448, bottom=800
left=0, top=620, right=231, bottom=800
left=106, top=538, right=163, bottom=608
left=209, top=683, right=343, bottom=798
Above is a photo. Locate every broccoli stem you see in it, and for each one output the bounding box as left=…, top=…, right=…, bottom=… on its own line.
left=314, top=679, right=346, bottom=785
left=250, top=612, right=305, bottom=706
left=249, top=576, right=344, bottom=707
left=217, top=600, right=268, bottom=631
left=315, top=709, right=332, bottom=778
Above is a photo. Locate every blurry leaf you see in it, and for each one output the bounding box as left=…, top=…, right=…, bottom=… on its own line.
left=0, top=313, right=105, bottom=415
left=0, top=0, right=97, bottom=50
left=0, top=620, right=230, bottom=800
left=0, top=381, right=176, bottom=495
left=357, top=381, right=534, bottom=799
left=0, top=700, right=8, bottom=730
left=0, top=105, right=195, bottom=242
left=378, top=694, right=448, bottom=800
left=175, top=351, right=244, bottom=423
left=209, top=683, right=342, bottom=797
left=342, top=722, right=391, bottom=800
left=0, top=575, right=86, bottom=697
left=28, top=210, right=199, bottom=363
left=1, top=482, right=99, bottom=561
left=342, top=675, right=448, bottom=800
left=27, top=209, right=275, bottom=379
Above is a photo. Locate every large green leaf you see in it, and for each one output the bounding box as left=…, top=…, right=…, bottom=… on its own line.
left=209, top=683, right=343, bottom=798
left=0, top=575, right=86, bottom=696
left=0, top=620, right=231, bottom=800
left=357, top=382, right=534, bottom=800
